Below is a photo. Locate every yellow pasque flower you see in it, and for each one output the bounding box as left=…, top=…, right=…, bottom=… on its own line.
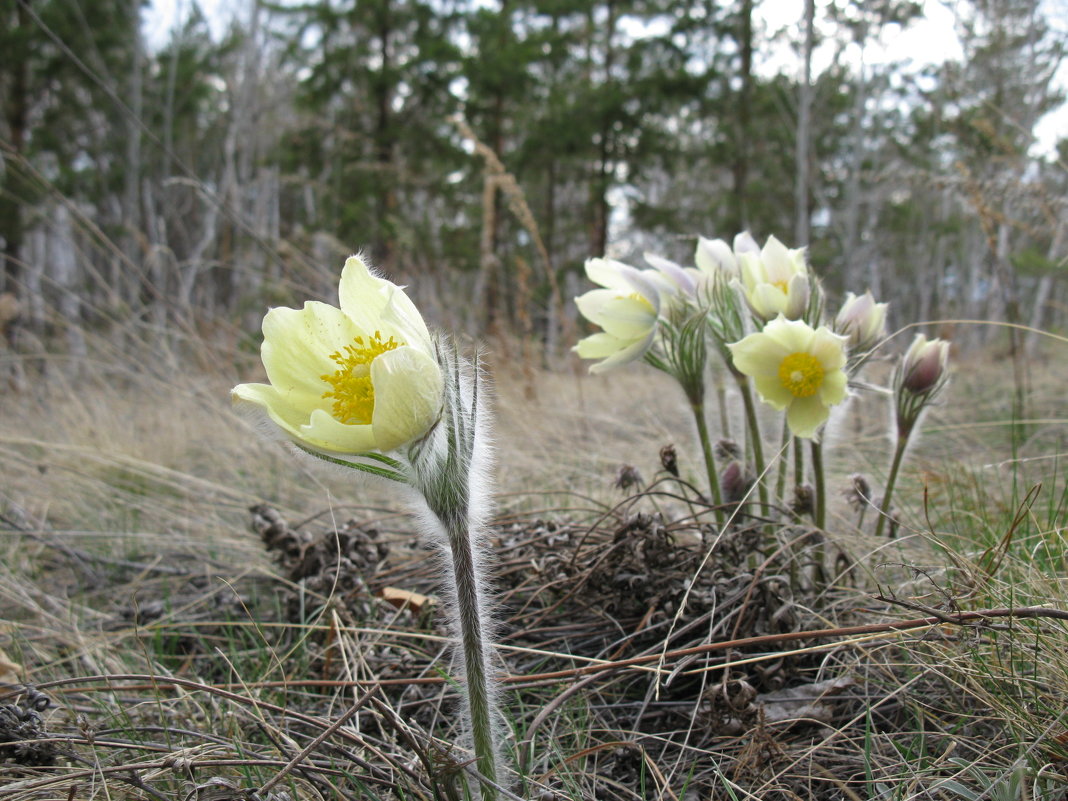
left=232, top=255, right=443, bottom=455
left=736, top=235, right=810, bottom=321
left=728, top=316, right=849, bottom=438
left=573, top=257, right=662, bottom=373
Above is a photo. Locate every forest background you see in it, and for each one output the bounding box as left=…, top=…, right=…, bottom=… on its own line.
left=1, top=0, right=1065, bottom=364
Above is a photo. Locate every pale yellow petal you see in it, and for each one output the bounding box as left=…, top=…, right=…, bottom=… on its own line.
left=749, top=282, right=789, bottom=319
left=760, top=316, right=816, bottom=354
left=576, top=292, right=656, bottom=339
left=810, top=327, right=849, bottom=371
left=574, top=331, right=627, bottom=359
left=753, top=374, right=793, bottom=409
left=819, top=368, right=848, bottom=405
left=729, top=331, right=791, bottom=377
left=260, top=302, right=358, bottom=400
left=338, top=255, right=432, bottom=350
left=588, top=331, right=655, bottom=373
left=786, top=394, right=829, bottom=438
left=370, top=346, right=444, bottom=451
left=585, top=258, right=636, bottom=292
left=300, top=409, right=379, bottom=454
left=232, top=382, right=315, bottom=440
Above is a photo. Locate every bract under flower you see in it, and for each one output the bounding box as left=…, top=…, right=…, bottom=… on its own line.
left=232, top=255, right=444, bottom=455
left=573, top=258, right=662, bottom=373
left=736, top=235, right=811, bottom=322
left=728, top=316, right=849, bottom=438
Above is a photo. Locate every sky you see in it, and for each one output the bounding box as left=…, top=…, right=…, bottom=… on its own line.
left=145, top=0, right=1064, bottom=157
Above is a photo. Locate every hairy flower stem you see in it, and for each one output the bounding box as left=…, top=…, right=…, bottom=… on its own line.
left=810, top=440, right=826, bottom=531
left=689, top=394, right=725, bottom=524
left=775, top=417, right=790, bottom=503
left=874, top=433, right=910, bottom=539
left=415, top=344, right=500, bottom=800
left=439, top=509, right=498, bottom=799
left=736, top=375, right=768, bottom=515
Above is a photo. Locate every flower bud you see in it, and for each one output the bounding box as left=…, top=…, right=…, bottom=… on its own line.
left=901, top=335, right=950, bottom=394
left=834, top=290, right=887, bottom=353
left=721, top=460, right=754, bottom=504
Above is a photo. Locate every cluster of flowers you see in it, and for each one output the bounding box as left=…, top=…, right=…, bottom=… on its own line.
left=574, top=232, right=950, bottom=530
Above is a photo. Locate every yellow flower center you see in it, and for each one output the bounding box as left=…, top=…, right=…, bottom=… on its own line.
left=627, top=291, right=655, bottom=311
left=771, top=279, right=789, bottom=293
left=778, top=351, right=824, bottom=398
left=320, top=331, right=401, bottom=424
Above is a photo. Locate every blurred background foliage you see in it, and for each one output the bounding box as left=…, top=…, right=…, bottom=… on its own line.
left=0, top=0, right=1064, bottom=363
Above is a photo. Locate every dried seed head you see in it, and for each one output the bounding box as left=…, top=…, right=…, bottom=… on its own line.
left=845, top=473, right=872, bottom=508
left=659, top=444, right=679, bottom=477
left=792, top=483, right=815, bottom=517
left=614, top=464, right=644, bottom=492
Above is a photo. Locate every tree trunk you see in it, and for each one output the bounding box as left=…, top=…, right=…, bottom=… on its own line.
left=730, top=0, right=753, bottom=233
left=794, top=0, right=815, bottom=246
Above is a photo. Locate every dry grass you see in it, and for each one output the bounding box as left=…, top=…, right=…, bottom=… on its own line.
left=2, top=324, right=1068, bottom=800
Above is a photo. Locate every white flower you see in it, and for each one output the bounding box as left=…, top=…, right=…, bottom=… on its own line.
left=694, top=231, right=759, bottom=281
left=573, top=258, right=662, bottom=373
left=232, top=255, right=443, bottom=455
left=834, top=290, right=888, bottom=353
left=736, top=235, right=811, bottom=321
left=643, top=252, right=699, bottom=298
left=728, top=316, right=849, bottom=438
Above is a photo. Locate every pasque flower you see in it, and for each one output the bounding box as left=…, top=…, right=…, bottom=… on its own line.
left=234, top=256, right=503, bottom=798
left=834, top=290, right=888, bottom=354
left=736, top=235, right=811, bottom=322
left=573, top=257, right=663, bottom=372
left=899, top=334, right=950, bottom=395
left=232, top=255, right=443, bottom=456
left=694, top=231, right=759, bottom=281
left=728, top=316, right=849, bottom=438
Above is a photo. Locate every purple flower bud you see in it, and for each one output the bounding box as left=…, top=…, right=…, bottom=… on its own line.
left=901, top=335, right=950, bottom=394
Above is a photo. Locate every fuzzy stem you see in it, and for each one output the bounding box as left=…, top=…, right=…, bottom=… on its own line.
left=688, top=392, right=724, bottom=523
left=810, top=439, right=825, bottom=530
left=775, top=416, right=790, bottom=503
left=440, top=509, right=499, bottom=799
left=736, top=375, right=768, bottom=515
left=875, top=432, right=910, bottom=539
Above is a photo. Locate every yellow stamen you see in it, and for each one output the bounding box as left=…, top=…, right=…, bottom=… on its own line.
left=321, top=331, right=401, bottom=424
left=627, top=292, right=655, bottom=312
left=771, top=279, right=789, bottom=293
left=778, top=351, right=824, bottom=398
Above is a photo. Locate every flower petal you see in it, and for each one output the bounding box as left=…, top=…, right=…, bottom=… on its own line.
left=760, top=316, right=815, bottom=354
left=753, top=374, right=793, bottom=409
left=232, top=382, right=316, bottom=441
left=786, top=394, right=829, bottom=438
left=810, top=327, right=849, bottom=371
left=300, top=409, right=379, bottom=454
left=338, top=255, right=432, bottom=351
left=576, top=292, right=657, bottom=339
left=728, top=331, right=792, bottom=377
left=819, top=368, right=848, bottom=405
left=370, top=345, right=444, bottom=452
left=588, top=330, right=655, bottom=373
left=585, top=258, right=636, bottom=292
left=574, top=331, right=628, bottom=359
left=260, top=302, right=359, bottom=402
